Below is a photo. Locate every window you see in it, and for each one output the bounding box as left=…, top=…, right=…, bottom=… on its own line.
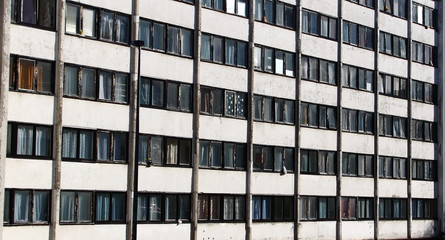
left=95, top=192, right=125, bottom=222
left=412, top=199, right=436, bottom=219
left=11, top=0, right=55, bottom=29
left=412, top=41, right=435, bottom=66
left=203, top=0, right=247, bottom=17
left=201, top=33, right=247, bottom=67
left=379, top=156, right=406, bottom=179
left=300, top=149, right=336, bottom=175
left=341, top=197, right=373, bottom=220
left=139, top=19, right=193, bottom=57
left=9, top=55, right=54, bottom=94
left=255, top=0, right=295, bottom=29
left=7, top=122, right=52, bottom=158
left=342, top=153, right=373, bottom=177
left=379, top=0, right=407, bottom=18
left=412, top=80, right=436, bottom=104
left=300, top=102, right=337, bottom=130
left=66, top=3, right=96, bottom=38
left=343, top=21, right=374, bottom=50
left=137, top=193, right=190, bottom=222
left=347, top=0, right=374, bottom=8
left=253, top=145, right=294, bottom=173
left=412, top=120, right=436, bottom=142
left=379, top=198, right=407, bottom=220
left=198, top=194, right=245, bottom=221
left=98, top=10, right=129, bottom=44
left=302, top=10, right=337, bottom=40
left=342, top=65, right=373, bottom=91
left=201, top=87, right=246, bottom=118
left=301, top=56, right=336, bottom=85
left=378, top=114, right=407, bottom=139
left=95, top=131, right=128, bottom=163
left=412, top=159, right=436, bottom=181
left=254, top=95, right=294, bottom=124
left=4, top=189, right=50, bottom=224
left=253, top=196, right=293, bottom=221
left=140, top=78, right=192, bottom=112
left=64, top=64, right=130, bottom=104
left=62, top=128, right=94, bottom=161
left=299, top=196, right=336, bottom=220
left=139, top=134, right=191, bottom=166
left=379, top=32, right=407, bottom=58
left=60, top=191, right=93, bottom=223
left=412, top=3, right=435, bottom=28
left=378, top=74, right=407, bottom=98
left=342, top=109, right=374, bottom=134
left=199, top=140, right=246, bottom=170
left=254, top=45, right=295, bottom=76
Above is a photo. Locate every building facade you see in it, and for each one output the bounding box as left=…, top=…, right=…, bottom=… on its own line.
left=0, top=0, right=442, bottom=239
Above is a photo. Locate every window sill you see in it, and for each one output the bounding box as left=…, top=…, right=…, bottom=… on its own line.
left=63, top=95, right=129, bottom=106
left=12, top=22, right=56, bottom=32
left=10, top=89, right=54, bottom=96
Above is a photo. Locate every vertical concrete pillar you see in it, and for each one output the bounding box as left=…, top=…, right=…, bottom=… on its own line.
left=294, top=0, right=302, bottom=239
left=191, top=1, right=202, bottom=239
left=337, top=1, right=344, bottom=239
left=438, top=0, right=445, bottom=236
left=374, top=1, right=381, bottom=239
left=0, top=0, right=10, bottom=238
left=245, top=1, right=256, bottom=240
left=406, top=0, right=413, bottom=238
left=127, top=0, right=140, bottom=239
left=49, top=1, right=66, bottom=239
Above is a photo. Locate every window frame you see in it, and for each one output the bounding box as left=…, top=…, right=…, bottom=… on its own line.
left=4, top=189, right=51, bottom=225
left=11, top=0, right=56, bottom=30
left=137, top=192, right=191, bottom=223
left=379, top=198, right=407, bottom=220
left=7, top=122, right=53, bottom=159
left=201, top=33, right=248, bottom=68
left=198, top=194, right=246, bottom=222
left=300, top=102, right=337, bottom=130
left=254, top=44, right=295, bottom=77
left=253, top=94, right=295, bottom=125
left=199, top=140, right=246, bottom=170
left=302, top=9, right=337, bottom=41
left=200, top=86, right=247, bottom=119
left=300, top=149, right=336, bottom=175
left=252, top=195, right=293, bottom=222
left=343, top=21, right=374, bottom=50
left=299, top=196, right=336, bottom=221
left=253, top=145, right=294, bottom=173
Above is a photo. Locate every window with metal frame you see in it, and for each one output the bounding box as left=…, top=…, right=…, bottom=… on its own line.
left=4, top=189, right=50, bottom=225
left=342, top=153, right=373, bottom=177
left=201, top=86, right=247, bottom=118
left=412, top=159, right=436, bottom=181
left=7, top=122, right=52, bottom=159
left=379, top=198, right=407, bottom=220
left=254, top=45, right=295, bottom=76
left=302, top=9, right=337, bottom=40
left=137, top=193, right=190, bottom=223
left=199, top=140, right=246, bottom=170
left=343, top=21, right=374, bottom=50
left=198, top=194, right=245, bottom=221
left=255, top=0, right=295, bottom=29
left=341, top=197, right=373, bottom=220
left=378, top=156, right=407, bottom=179
left=300, top=102, right=337, bottom=130
left=253, top=145, right=294, bottom=173
left=301, top=55, right=337, bottom=85
left=9, top=55, right=54, bottom=94
left=201, top=33, right=247, bottom=67
left=342, top=109, right=374, bottom=134
left=379, top=31, right=407, bottom=58
left=378, top=114, right=407, bottom=139
left=342, top=64, right=373, bottom=92
left=11, top=0, right=56, bottom=29
left=300, top=149, right=336, bottom=175
left=299, top=196, right=336, bottom=220
left=252, top=195, right=293, bottom=221
left=379, top=0, right=407, bottom=18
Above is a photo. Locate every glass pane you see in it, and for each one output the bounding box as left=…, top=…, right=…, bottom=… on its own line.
left=198, top=195, right=209, bottom=220
left=223, top=196, right=234, bottom=220
left=225, top=39, right=236, bottom=65
left=152, top=80, right=164, bottom=107
left=99, top=11, right=114, bottom=41
left=81, top=68, right=96, bottom=99
left=153, top=23, right=165, bottom=51
left=18, top=58, right=35, bottom=90
left=14, top=190, right=31, bottom=222
left=60, top=192, right=75, bottom=222
left=213, top=37, right=223, bottom=63
left=137, top=195, right=148, bottom=221
left=140, top=20, right=152, bottom=48
left=98, top=71, right=112, bottom=100
left=179, top=84, right=191, bottom=111
left=237, top=42, right=247, bottom=67
left=211, top=142, right=222, bottom=168
left=210, top=196, right=220, bottom=220
left=179, top=139, right=191, bottom=165
left=111, top=193, right=125, bottom=221
left=167, top=83, right=179, bottom=110
left=141, top=78, right=151, bottom=105
left=95, top=193, right=110, bottom=221
left=165, top=195, right=177, bottom=220
left=97, top=132, right=110, bottom=161
left=66, top=4, right=80, bottom=34
left=82, top=8, right=96, bottom=37
left=167, top=26, right=180, bottom=54
left=224, top=143, right=234, bottom=168
left=201, top=34, right=211, bottom=60
left=62, top=129, right=77, bottom=158
left=151, top=136, right=163, bottom=165
left=114, top=73, right=128, bottom=103
left=115, top=15, right=129, bottom=43
left=78, top=192, right=92, bottom=222
left=17, top=125, right=33, bottom=155
left=199, top=141, right=210, bottom=167
left=149, top=194, right=162, bottom=221
left=22, top=0, right=37, bottom=24
left=235, top=144, right=246, bottom=169
left=225, top=91, right=235, bottom=116
left=178, top=195, right=190, bottom=220
left=35, top=126, right=51, bottom=157
left=113, top=133, right=127, bottom=162
left=166, top=138, right=178, bottom=165
left=181, top=29, right=193, bottom=57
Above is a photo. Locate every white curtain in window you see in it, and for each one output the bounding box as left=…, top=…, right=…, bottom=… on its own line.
left=35, top=127, right=51, bottom=157
left=139, top=20, right=151, bottom=48
left=66, top=5, right=79, bottom=34
left=261, top=198, right=271, bottom=219
left=114, top=74, right=127, bottom=103
left=151, top=137, right=163, bottom=165
left=167, top=27, right=180, bottom=54
left=137, top=195, right=148, bottom=221
left=14, top=191, right=30, bottom=222
left=115, top=15, right=128, bottom=43
left=33, top=191, right=49, bottom=222
left=96, top=194, right=110, bottom=221
left=78, top=192, right=92, bottom=222
left=64, top=66, right=78, bottom=96
left=140, top=80, right=151, bottom=105
left=226, top=0, right=235, bottom=13
left=223, top=197, right=234, bottom=220
left=79, top=131, right=93, bottom=159
left=252, top=197, right=261, bottom=219
left=60, top=192, right=75, bottom=222
left=225, top=40, right=236, bottom=65
left=235, top=196, right=244, bottom=220
left=83, top=8, right=96, bottom=37
left=17, top=125, right=33, bottom=155
left=99, top=72, right=112, bottom=100
left=62, top=129, right=77, bottom=158
left=138, top=135, right=149, bottom=163
left=149, top=195, right=161, bottom=221
left=100, top=12, right=114, bottom=41
left=81, top=68, right=96, bottom=99
left=97, top=133, right=110, bottom=161
left=319, top=198, right=327, bottom=219
left=166, top=139, right=178, bottom=164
